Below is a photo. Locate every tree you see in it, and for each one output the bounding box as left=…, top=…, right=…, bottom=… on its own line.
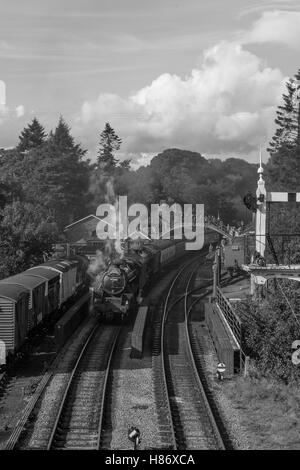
left=50, top=115, right=85, bottom=156
left=17, top=117, right=47, bottom=153
left=236, top=282, right=300, bottom=383
left=119, top=159, right=131, bottom=170
left=0, top=181, right=13, bottom=209
left=268, top=69, right=300, bottom=155
left=4, top=117, right=91, bottom=230
left=264, top=70, right=300, bottom=262
left=265, top=145, right=300, bottom=191
left=97, top=122, right=122, bottom=173
left=0, top=201, right=59, bottom=278
left=24, top=118, right=91, bottom=229
left=135, top=149, right=256, bottom=224
left=0, top=148, right=26, bottom=201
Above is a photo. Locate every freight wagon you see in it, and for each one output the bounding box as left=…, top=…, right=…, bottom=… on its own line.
left=0, top=255, right=89, bottom=364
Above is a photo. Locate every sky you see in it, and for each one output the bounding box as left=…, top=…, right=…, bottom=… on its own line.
left=1, top=0, right=300, bottom=167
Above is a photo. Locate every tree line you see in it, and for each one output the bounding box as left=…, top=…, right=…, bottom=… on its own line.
left=1, top=69, right=300, bottom=278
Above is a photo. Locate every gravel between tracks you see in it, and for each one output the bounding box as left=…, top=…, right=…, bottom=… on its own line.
left=108, top=327, right=160, bottom=450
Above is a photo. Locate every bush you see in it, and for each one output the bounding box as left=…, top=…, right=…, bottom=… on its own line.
left=236, top=281, right=300, bottom=383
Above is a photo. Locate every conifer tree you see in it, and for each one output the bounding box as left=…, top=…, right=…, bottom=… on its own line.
left=268, top=69, right=300, bottom=154
left=19, top=117, right=90, bottom=228
left=266, top=69, right=300, bottom=191
left=97, top=122, right=122, bottom=172
left=50, top=115, right=85, bottom=157
left=17, top=117, right=47, bottom=153
left=119, top=159, right=131, bottom=170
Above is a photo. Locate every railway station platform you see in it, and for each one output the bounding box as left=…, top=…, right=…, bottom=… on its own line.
left=205, top=300, right=241, bottom=377
left=204, top=276, right=250, bottom=376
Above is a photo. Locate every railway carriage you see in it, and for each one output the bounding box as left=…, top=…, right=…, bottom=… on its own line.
left=28, top=259, right=78, bottom=306
left=25, top=267, right=60, bottom=317
left=0, top=273, right=47, bottom=329
left=0, top=255, right=90, bottom=365
left=0, top=284, right=29, bottom=357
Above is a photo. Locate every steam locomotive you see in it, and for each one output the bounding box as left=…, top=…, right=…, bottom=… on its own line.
left=91, top=231, right=220, bottom=322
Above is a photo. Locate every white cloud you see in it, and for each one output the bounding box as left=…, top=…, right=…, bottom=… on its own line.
left=121, top=152, right=156, bottom=170
left=75, top=41, right=285, bottom=163
left=242, top=10, right=300, bottom=48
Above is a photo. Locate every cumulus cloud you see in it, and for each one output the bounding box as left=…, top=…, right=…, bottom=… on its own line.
left=117, top=152, right=156, bottom=170
left=75, top=41, right=285, bottom=163
left=242, top=10, right=300, bottom=48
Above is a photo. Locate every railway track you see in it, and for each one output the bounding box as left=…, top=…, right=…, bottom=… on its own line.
left=4, top=315, right=97, bottom=450
left=153, top=255, right=226, bottom=450
left=4, top=317, right=120, bottom=450
left=47, top=325, right=120, bottom=450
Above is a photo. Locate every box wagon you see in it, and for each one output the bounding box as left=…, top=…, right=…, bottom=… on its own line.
left=26, top=267, right=60, bottom=317
left=54, top=259, right=78, bottom=298
left=0, top=284, right=29, bottom=356
left=0, top=274, right=47, bottom=329
left=29, top=259, right=78, bottom=307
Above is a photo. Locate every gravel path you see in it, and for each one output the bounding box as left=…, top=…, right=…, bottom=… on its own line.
left=107, top=327, right=160, bottom=450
